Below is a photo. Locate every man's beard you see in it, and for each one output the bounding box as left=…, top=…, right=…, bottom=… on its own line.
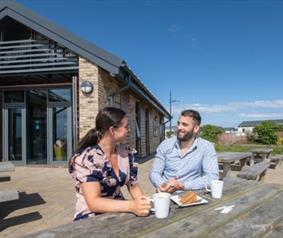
left=177, top=130, right=195, bottom=141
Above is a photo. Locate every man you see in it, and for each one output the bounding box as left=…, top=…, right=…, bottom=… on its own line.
left=149, top=109, right=219, bottom=193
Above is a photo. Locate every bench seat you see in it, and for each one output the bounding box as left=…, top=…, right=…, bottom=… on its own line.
left=237, top=161, right=270, bottom=181
left=269, top=155, right=283, bottom=169
left=0, top=189, right=19, bottom=203
left=0, top=161, right=15, bottom=172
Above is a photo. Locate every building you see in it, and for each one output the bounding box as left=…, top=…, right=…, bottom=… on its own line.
left=223, top=127, right=237, bottom=134
left=238, top=119, right=283, bottom=134
left=0, top=1, right=170, bottom=165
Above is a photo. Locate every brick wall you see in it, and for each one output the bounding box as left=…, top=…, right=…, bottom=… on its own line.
left=78, top=58, right=165, bottom=157
left=78, top=57, right=99, bottom=139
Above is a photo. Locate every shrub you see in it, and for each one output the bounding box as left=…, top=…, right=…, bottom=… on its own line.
left=254, top=121, right=278, bottom=145
left=200, top=125, right=224, bottom=143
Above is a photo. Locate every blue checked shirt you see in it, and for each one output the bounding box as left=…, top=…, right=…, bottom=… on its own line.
left=149, top=136, right=219, bottom=190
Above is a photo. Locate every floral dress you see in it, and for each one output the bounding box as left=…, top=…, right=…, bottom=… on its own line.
left=69, top=144, right=138, bottom=221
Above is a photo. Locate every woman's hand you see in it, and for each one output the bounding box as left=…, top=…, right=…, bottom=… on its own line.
left=129, top=196, right=151, bottom=216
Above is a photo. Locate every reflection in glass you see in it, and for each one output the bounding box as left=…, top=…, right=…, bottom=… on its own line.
left=0, top=92, right=2, bottom=161
left=5, top=91, right=24, bottom=103
left=27, top=90, right=47, bottom=164
left=53, top=107, right=68, bottom=161
left=49, top=89, right=71, bottom=103
left=8, top=108, right=22, bottom=161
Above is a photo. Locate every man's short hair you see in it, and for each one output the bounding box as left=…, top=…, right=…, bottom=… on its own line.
left=181, top=109, right=201, bottom=125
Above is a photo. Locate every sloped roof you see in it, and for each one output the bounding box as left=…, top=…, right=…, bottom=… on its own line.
left=238, top=119, right=283, bottom=127
left=0, top=0, right=171, bottom=118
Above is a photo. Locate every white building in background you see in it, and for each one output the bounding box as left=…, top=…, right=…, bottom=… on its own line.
left=238, top=119, right=283, bottom=134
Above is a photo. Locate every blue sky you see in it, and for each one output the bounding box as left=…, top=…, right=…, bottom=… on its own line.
left=19, top=0, right=283, bottom=128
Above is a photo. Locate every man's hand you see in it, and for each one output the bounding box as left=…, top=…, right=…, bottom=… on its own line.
left=158, top=177, right=184, bottom=194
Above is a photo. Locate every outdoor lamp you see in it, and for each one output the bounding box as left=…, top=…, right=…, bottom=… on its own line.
left=80, top=80, right=94, bottom=94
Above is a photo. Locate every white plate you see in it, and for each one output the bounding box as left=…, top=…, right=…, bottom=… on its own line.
left=171, top=194, right=208, bottom=207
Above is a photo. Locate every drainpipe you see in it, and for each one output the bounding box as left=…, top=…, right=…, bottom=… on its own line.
left=107, top=75, right=132, bottom=106
left=163, top=117, right=172, bottom=139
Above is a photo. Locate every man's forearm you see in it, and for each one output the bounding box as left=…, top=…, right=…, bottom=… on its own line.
left=149, top=172, right=167, bottom=188
left=183, top=173, right=219, bottom=190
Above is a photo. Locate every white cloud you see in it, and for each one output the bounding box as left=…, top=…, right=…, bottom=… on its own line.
left=171, top=99, right=283, bottom=114
left=239, top=113, right=283, bottom=118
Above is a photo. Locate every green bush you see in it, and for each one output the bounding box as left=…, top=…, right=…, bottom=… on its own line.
left=166, top=130, right=175, bottom=138
left=200, top=125, right=224, bottom=143
left=277, top=137, right=283, bottom=145
left=254, top=121, right=278, bottom=145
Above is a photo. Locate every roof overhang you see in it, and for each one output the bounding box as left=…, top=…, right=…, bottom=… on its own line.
left=0, top=0, right=171, bottom=118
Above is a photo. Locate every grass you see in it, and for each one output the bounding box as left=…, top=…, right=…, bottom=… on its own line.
left=215, top=144, right=283, bottom=155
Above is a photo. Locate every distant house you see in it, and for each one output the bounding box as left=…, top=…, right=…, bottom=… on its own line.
left=238, top=119, right=283, bottom=134
left=223, top=127, right=237, bottom=134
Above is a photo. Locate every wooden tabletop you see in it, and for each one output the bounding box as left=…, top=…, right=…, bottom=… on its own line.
left=25, top=177, right=283, bottom=238
left=250, top=148, right=273, bottom=154
left=217, top=152, right=252, bottom=163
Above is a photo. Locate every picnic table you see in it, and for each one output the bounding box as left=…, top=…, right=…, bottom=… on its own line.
left=217, top=152, right=253, bottom=177
left=250, top=148, right=273, bottom=165
left=25, top=177, right=283, bottom=238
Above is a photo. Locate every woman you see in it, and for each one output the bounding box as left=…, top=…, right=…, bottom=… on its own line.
left=69, top=107, right=151, bottom=221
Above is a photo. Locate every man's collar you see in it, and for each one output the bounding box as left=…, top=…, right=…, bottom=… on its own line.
left=174, top=136, right=199, bottom=151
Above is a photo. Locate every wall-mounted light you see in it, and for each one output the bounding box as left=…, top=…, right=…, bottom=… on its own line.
left=80, top=80, right=94, bottom=94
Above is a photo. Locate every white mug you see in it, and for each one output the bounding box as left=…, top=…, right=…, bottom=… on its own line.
left=210, top=180, right=224, bottom=199
left=151, top=192, right=171, bottom=218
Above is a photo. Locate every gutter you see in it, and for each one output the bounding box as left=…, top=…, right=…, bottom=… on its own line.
left=108, top=66, right=172, bottom=120
left=107, top=74, right=131, bottom=106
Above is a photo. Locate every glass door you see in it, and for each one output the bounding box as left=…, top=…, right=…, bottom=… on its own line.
left=3, top=91, right=26, bottom=164
left=47, top=88, right=72, bottom=164
left=26, top=90, right=47, bottom=164
left=3, top=107, right=26, bottom=164
left=0, top=92, right=2, bottom=161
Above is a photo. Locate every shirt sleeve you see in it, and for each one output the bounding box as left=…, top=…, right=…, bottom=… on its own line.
left=183, top=143, right=219, bottom=190
left=149, top=143, right=168, bottom=188
left=128, top=150, right=138, bottom=187
left=73, top=149, right=103, bottom=184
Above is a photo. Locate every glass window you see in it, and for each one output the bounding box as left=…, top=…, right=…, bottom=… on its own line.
left=52, top=107, right=68, bottom=161
left=48, top=89, right=71, bottom=103
left=4, top=91, right=24, bottom=103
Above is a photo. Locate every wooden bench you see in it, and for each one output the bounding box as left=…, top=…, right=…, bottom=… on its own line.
left=269, top=155, right=283, bottom=169
left=0, top=161, right=15, bottom=172
left=0, top=161, right=19, bottom=203
left=0, top=189, right=19, bottom=203
left=237, top=161, right=270, bottom=181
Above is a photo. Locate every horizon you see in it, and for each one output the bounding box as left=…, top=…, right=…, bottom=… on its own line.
left=18, top=0, right=283, bottom=127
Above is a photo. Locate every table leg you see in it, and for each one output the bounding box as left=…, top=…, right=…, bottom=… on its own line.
left=250, top=155, right=255, bottom=166
left=222, top=162, right=231, bottom=177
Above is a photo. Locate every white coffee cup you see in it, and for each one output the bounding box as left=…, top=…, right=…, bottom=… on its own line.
left=151, top=192, right=171, bottom=218
left=210, top=180, right=224, bottom=199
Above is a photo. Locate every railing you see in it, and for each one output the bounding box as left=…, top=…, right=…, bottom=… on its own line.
left=0, top=39, right=78, bottom=75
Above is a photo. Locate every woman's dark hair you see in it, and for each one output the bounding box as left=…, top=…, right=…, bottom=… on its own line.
left=73, top=107, right=126, bottom=155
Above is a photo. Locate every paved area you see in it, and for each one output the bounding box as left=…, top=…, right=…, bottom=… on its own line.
left=0, top=159, right=282, bottom=238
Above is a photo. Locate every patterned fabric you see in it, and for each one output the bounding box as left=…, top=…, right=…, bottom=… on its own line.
left=149, top=136, right=219, bottom=190
left=69, top=144, right=138, bottom=221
